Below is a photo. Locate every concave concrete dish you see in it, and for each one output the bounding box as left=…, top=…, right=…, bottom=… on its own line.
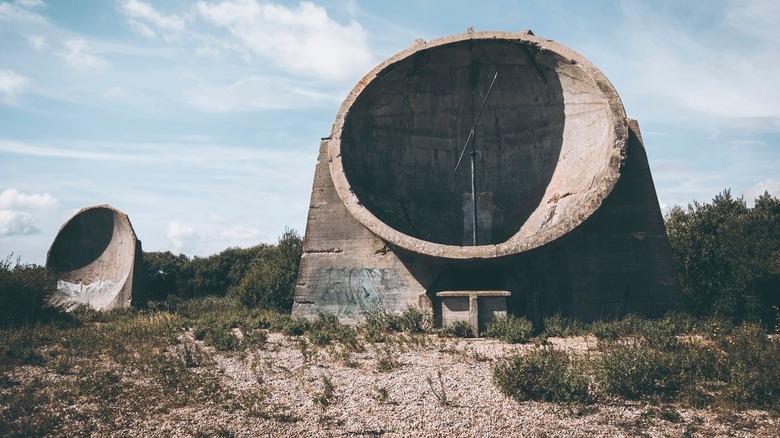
left=46, top=204, right=142, bottom=311
left=328, top=31, right=628, bottom=260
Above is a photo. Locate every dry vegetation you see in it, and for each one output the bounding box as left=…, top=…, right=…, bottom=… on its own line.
left=2, top=298, right=779, bottom=437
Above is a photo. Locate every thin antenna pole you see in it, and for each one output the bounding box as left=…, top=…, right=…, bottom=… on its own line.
left=455, top=72, right=498, bottom=246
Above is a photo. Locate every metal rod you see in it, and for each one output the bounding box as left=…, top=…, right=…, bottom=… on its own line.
left=454, top=72, right=498, bottom=246
left=470, top=143, right=477, bottom=245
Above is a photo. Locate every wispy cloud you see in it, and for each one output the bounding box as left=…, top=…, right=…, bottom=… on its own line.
left=59, top=39, right=112, bottom=72
left=118, top=0, right=188, bottom=39
left=165, top=220, right=201, bottom=252
left=197, top=0, right=374, bottom=82
left=184, top=74, right=341, bottom=111
left=743, top=178, right=780, bottom=205
left=220, top=225, right=261, bottom=240
left=578, top=0, right=780, bottom=131
left=27, top=35, right=47, bottom=51
left=0, top=69, right=33, bottom=101
left=0, top=0, right=47, bottom=23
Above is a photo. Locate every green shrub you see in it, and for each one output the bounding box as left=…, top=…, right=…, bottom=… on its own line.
left=597, top=344, right=679, bottom=399
left=717, top=323, right=780, bottom=409
left=493, top=348, right=591, bottom=403
left=398, top=306, right=433, bottom=334
left=361, top=309, right=402, bottom=343
left=306, top=312, right=360, bottom=350
left=541, top=313, right=586, bottom=338
left=0, top=256, right=59, bottom=327
left=485, top=315, right=534, bottom=343
left=234, top=229, right=302, bottom=311
left=442, top=320, right=473, bottom=338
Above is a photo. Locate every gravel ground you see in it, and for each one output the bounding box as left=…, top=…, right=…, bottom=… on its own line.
left=115, top=333, right=779, bottom=437
left=6, top=332, right=778, bottom=437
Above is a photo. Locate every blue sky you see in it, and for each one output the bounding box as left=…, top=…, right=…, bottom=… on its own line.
left=1, top=0, right=778, bottom=265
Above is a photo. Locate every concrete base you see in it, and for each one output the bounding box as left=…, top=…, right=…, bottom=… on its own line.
left=437, top=290, right=510, bottom=337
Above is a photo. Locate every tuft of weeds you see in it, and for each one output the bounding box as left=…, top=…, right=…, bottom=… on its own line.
left=426, top=369, right=450, bottom=406
left=541, top=312, right=587, bottom=338
left=375, top=345, right=399, bottom=372
left=306, top=312, right=362, bottom=351
left=313, top=375, right=336, bottom=413
left=442, top=320, right=474, bottom=338
left=373, top=386, right=389, bottom=403
left=493, top=348, right=592, bottom=404
left=485, top=315, right=534, bottom=343
left=362, top=309, right=401, bottom=343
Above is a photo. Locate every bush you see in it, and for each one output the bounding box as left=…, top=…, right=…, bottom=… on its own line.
left=398, top=306, right=433, bottom=334
left=597, top=344, right=679, bottom=400
left=493, top=348, right=591, bottom=403
left=541, top=313, right=586, bottom=338
left=717, top=323, right=780, bottom=409
left=234, top=229, right=303, bottom=311
left=665, top=190, right=780, bottom=327
left=485, top=315, right=534, bottom=343
left=306, top=312, right=360, bottom=350
left=0, top=256, right=59, bottom=327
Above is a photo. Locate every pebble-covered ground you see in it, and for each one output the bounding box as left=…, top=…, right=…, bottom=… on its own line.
left=126, top=334, right=779, bottom=437
left=7, top=332, right=779, bottom=437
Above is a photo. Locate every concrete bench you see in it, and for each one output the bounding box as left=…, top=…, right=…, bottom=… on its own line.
left=436, top=290, right=511, bottom=337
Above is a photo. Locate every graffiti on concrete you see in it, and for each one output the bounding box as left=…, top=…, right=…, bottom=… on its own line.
left=313, top=268, right=401, bottom=316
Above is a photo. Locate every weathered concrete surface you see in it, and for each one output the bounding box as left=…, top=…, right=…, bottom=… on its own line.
left=293, top=30, right=681, bottom=325
left=46, top=205, right=144, bottom=311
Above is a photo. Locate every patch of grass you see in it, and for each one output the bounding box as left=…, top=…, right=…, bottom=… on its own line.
left=485, top=315, right=534, bottom=343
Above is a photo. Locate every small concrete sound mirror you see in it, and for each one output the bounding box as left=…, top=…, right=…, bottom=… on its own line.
left=47, top=204, right=144, bottom=311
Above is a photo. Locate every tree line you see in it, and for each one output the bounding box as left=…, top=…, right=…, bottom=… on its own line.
left=1, top=190, right=778, bottom=329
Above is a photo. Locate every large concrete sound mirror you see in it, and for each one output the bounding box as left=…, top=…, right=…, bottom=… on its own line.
left=47, top=204, right=144, bottom=311
left=293, top=30, right=681, bottom=328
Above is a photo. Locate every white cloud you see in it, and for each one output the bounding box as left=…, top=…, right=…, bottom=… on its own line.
left=0, top=210, right=41, bottom=236
left=0, top=1, right=47, bottom=23
left=15, top=0, right=45, bottom=8
left=59, top=39, right=112, bottom=72
left=743, top=178, right=780, bottom=205
left=165, top=220, right=201, bottom=252
left=0, top=189, right=58, bottom=209
left=208, top=212, right=227, bottom=223
left=602, top=1, right=780, bottom=128
left=27, top=35, right=47, bottom=51
left=197, top=0, right=373, bottom=82
left=184, top=74, right=339, bottom=111
left=118, top=0, right=187, bottom=39
left=0, top=69, right=32, bottom=98
left=220, top=225, right=261, bottom=241
left=102, top=86, right=129, bottom=98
